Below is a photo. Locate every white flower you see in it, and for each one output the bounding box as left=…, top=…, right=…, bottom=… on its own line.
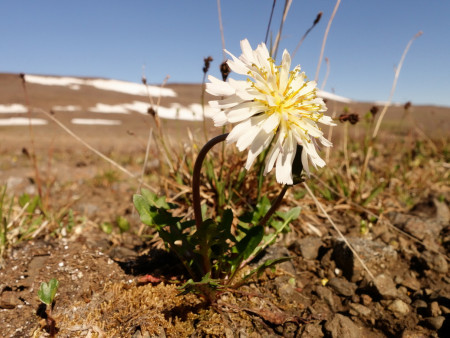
left=206, top=39, right=335, bottom=185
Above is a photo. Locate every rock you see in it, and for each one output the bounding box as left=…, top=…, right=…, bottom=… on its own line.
left=400, top=273, right=421, bottom=291
left=315, top=285, right=336, bottom=309
left=324, top=314, right=362, bottom=338
left=300, top=323, right=324, bottom=337
left=327, top=277, right=357, bottom=297
left=360, top=294, right=372, bottom=306
left=298, top=236, right=323, bottom=260
left=388, top=299, right=410, bottom=316
left=389, top=201, right=446, bottom=247
left=274, top=275, right=305, bottom=305
left=423, top=316, right=445, bottom=330
left=373, top=274, right=399, bottom=300
left=332, top=238, right=398, bottom=282
left=108, top=246, right=138, bottom=261
left=425, top=252, right=448, bottom=274
left=349, top=303, right=372, bottom=317
left=0, top=291, right=22, bottom=309
left=401, top=329, right=431, bottom=338
left=411, top=299, right=427, bottom=309
left=429, top=301, right=441, bottom=317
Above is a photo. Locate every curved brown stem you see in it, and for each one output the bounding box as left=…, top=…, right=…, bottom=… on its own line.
left=192, top=133, right=229, bottom=230
left=258, top=184, right=289, bottom=228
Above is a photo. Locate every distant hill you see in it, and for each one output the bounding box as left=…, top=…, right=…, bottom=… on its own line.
left=0, top=73, right=448, bottom=136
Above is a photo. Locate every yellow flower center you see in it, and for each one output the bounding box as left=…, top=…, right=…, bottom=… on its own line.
left=249, top=57, right=323, bottom=137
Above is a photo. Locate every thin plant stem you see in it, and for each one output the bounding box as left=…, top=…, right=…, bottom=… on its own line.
left=360, top=31, right=423, bottom=187
left=292, top=11, right=323, bottom=59
left=371, top=31, right=423, bottom=140
left=315, top=0, right=341, bottom=83
left=20, top=75, right=43, bottom=199
left=320, top=57, right=330, bottom=90
left=343, top=122, right=351, bottom=183
left=201, top=72, right=209, bottom=141
left=324, top=97, right=337, bottom=163
left=303, top=182, right=375, bottom=281
left=138, top=129, right=153, bottom=192
left=265, top=0, right=277, bottom=44
left=272, top=0, right=292, bottom=59
left=217, top=0, right=226, bottom=61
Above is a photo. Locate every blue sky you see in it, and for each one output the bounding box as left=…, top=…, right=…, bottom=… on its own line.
left=1, top=0, right=449, bottom=106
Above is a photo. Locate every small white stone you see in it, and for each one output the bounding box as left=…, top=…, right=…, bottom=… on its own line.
left=58, top=262, right=64, bottom=267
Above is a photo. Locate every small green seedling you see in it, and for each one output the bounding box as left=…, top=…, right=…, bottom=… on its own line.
left=38, top=278, right=59, bottom=305
left=38, top=278, right=59, bottom=337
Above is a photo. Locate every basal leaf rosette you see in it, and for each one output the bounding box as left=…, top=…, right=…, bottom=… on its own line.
left=206, top=39, right=335, bottom=185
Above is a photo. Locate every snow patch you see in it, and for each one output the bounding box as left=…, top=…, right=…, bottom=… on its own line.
left=52, top=105, right=81, bottom=112
left=0, top=117, right=47, bottom=126
left=25, top=75, right=176, bottom=97
left=71, top=118, right=122, bottom=125
left=88, top=103, right=130, bottom=114
left=156, top=103, right=215, bottom=121
left=0, top=104, right=28, bottom=114
left=317, top=90, right=352, bottom=104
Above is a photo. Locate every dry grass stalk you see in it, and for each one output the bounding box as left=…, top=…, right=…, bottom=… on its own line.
left=360, top=31, right=423, bottom=185
left=303, top=182, right=376, bottom=281
left=314, top=0, right=341, bottom=83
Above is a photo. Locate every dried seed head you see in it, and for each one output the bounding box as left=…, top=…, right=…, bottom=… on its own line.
left=314, top=12, right=323, bottom=26
left=22, top=147, right=30, bottom=158
left=348, top=113, right=359, bottom=125
left=147, top=107, right=156, bottom=116
left=141, top=76, right=147, bottom=85
left=369, top=106, right=379, bottom=117
left=404, top=101, right=411, bottom=110
left=338, top=113, right=347, bottom=123
left=339, top=113, right=359, bottom=124
left=220, top=61, right=230, bottom=81
left=202, top=56, right=213, bottom=74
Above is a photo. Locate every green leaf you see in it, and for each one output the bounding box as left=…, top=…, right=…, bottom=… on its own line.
left=276, top=207, right=301, bottom=223
left=38, top=278, right=59, bottom=305
left=100, top=222, right=113, bottom=234
left=116, top=216, right=130, bottom=233
left=133, top=194, right=154, bottom=225
left=235, top=225, right=264, bottom=262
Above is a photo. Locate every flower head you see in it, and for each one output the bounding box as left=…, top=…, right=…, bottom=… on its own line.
left=206, top=39, right=335, bottom=185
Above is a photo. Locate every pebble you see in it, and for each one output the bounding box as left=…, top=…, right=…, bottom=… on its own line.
left=327, top=277, right=357, bottom=297
left=315, top=285, right=336, bottom=308
left=431, top=254, right=448, bottom=274
left=411, top=299, right=427, bottom=309
left=324, top=314, right=362, bottom=338
left=298, top=236, right=323, bottom=260
left=361, top=294, right=372, bottom=306
left=388, top=299, right=410, bottom=316
left=332, top=238, right=398, bottom=282
left=349, top=303, right=372, bottom=317
left=300, top=323, right=324, bottom=337
left=400, top=274, right=421, bottom=291
left=424, top=316, right=445, bottom=330
left=373, top=274, right=399, bottom=300
left=429, top=301, right=441, bottom=317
